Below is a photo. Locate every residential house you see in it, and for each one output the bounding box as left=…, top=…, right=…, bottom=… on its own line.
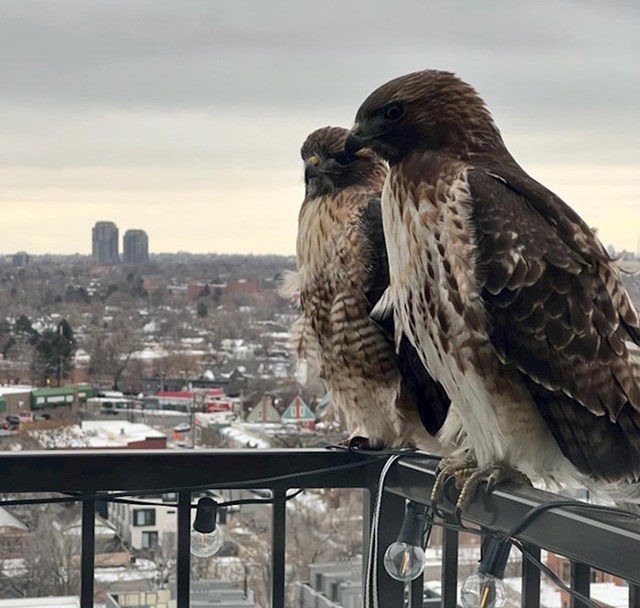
left=0, top=508, right=28, bottom=559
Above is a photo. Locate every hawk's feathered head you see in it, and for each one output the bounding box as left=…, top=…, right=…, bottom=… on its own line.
left=345, top=70, right=505, bottom=164
left=301, top=126, right=387, bottom=198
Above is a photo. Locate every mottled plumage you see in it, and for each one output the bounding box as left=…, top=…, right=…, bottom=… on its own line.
left=288, top=126, right=452, bottom=449
left=347, top=70, right=640, bottom=494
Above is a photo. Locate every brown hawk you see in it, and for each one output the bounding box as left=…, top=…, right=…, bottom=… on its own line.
left=285, top=125, right=455, bottom=450
left=345, top=70, right=640, bottom=501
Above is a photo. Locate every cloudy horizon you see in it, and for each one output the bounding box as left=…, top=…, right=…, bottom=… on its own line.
left=2, top=0, right=639, bottom=255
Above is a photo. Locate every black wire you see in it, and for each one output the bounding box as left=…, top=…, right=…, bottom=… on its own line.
left=504, top=499, right=638, bottom=540
left=422, top=520, right=600, bottom=608
left=104, top=456, right=381, bottom=500
left=223, top=488, right=305, bottom=508
left=326, top=444, right=439, bottom=459
left=0, top=459, right=375, bottom=508
left=513, top=539, right=601, bottom=608
left=377, top=456, right=639, bottom=606
left=418, top=501, right=610, bottom=607
left=108, top=488, right=306, bottom=509
left=0, top=495, right=79, bottom=508
left=423, top=515, right=602, bottom=608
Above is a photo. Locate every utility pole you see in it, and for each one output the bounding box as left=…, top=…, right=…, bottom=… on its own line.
left=190, top=393, right=196, bottom=448
left=191, top=392, right=204, bottom=448
left=57, top=322, right=64, bottom=387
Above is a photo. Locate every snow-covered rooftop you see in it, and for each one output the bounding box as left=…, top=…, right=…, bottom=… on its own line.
left=29, top=421, right=166, bottom=448
left=0, top=597, right=79, bottom=607
left=0, top=507, right=27, bottom=531
left=218, top=423, right=271, bottom=449
left=0, top=385, right=33, bottom=396
left=81, top=421, right=166, bottom=445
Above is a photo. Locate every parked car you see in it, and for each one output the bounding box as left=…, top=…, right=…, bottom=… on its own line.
left=173, top=422, right=191, bottom=433
left=100, top=402, right=120, bottom=415
left=4, top=416, right=20, bottom=430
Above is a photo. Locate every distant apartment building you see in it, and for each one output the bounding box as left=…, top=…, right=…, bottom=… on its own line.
left=92, top=221, right=119, bottom=265
left=107, top=581, right=255, bottom=608
left=108, top=493, right=176, bottom=551
left=107, top=490, right=220, bottom=552
left=12, top=251, right=29, bottom=267
left=122, top=229, right=149, bottom=264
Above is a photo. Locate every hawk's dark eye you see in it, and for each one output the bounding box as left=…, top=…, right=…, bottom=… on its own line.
left=332, top=152, right=352, bottom=166
left=383, top=104, right=405, bottom=122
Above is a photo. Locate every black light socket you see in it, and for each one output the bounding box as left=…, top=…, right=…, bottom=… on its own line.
left=478, top=536, right=511, bottom=579
left=396, top=501, right=429, bottom=546
left=193, top=497, right=218, bottom=534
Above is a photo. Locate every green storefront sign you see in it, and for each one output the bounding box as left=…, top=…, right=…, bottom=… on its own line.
left=31, top=387, right=75, bottom=409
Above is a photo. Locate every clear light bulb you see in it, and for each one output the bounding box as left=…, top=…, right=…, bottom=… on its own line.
left=460, top=572, right=507, bottom=608
left=190, top=526, right=224, bottom=558
left=383, top=541, right=426, bottom=582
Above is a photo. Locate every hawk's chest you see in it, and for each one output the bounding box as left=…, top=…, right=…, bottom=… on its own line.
left=296, top=195, right=368, bottom=340
left=382, top=168, right=484, bottom=365
left=297, top=196, right=342, bottom=276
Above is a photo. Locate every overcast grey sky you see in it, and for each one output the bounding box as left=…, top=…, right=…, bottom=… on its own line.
left=1, top=0, right=639, bottom=255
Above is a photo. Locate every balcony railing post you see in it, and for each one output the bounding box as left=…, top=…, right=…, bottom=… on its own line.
left=570, top=561, right=590, bottom=608
left=409, top=571, right=424, bottom=608
left=521, top=543, right=541, bottom=608
left=270, top=488, right=287, bottom=608
left=441, top=519, right=458, bottom=608
left=80, top=496, right=95, bottom=608
left=177, top=491, right=191, bottom=608
left=368, top=488, right=405, bottom=607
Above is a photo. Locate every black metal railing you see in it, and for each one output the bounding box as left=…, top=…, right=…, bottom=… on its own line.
left=0, top=449, right=639, bottom=608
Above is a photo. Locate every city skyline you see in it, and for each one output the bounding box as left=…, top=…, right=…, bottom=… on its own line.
left=2, top=234, right=639, bottom=258
left=1, top=1, right=639, bottom=255
left=89, top=221, right=150, bottom=264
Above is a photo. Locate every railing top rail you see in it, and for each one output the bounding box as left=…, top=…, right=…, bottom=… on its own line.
left=0, top=448, right=385, bottom=493
left=386, top=457, right=640, bottom=585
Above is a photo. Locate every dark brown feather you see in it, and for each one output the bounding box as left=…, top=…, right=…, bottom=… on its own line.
left=469, top=170, right=640, bottom=429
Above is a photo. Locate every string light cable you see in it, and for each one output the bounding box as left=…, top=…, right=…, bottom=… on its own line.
left=0, top=456, right=385, bottom=559
left=0, top=455, right=383, bottom=509
left=365, top=455, right=639, bottom=608
left=0, top=455, right=382, bottom=559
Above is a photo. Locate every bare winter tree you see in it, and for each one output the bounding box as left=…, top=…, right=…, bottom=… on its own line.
left=87, top=313, right=141, bottom=390
left=225, top=490, right=364, bottom=607
left=21, top=510, right=80, bottom=597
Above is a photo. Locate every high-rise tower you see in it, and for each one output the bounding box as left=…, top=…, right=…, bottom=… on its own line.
left=123, top=229, right=149, bottom=264
left=92, top=221, right=119, bottom=264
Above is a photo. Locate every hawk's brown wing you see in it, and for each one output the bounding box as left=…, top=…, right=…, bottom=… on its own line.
left=360, top=197, right=452, bottom=436
left=469, top=169, right=640, bottom=479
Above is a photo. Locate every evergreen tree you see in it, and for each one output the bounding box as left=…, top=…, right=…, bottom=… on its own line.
left=16, top=317, right=77, bottom=386
left=197, top=301, right=208, bottom=318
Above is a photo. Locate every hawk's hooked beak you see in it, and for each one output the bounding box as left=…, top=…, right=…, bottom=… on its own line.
left=344, top=124, right=365, bottom=161
left=304, top=156, right=322, bottom=183
left=304, top=163, right=321, bottom=183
